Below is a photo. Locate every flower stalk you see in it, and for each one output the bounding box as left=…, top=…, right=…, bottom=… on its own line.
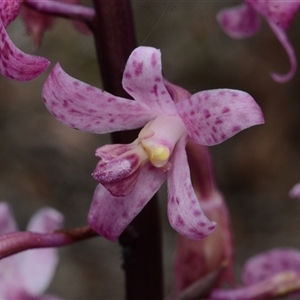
left=91, top=1, right=163, bottom=299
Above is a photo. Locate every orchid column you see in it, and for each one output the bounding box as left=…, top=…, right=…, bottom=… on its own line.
left=91, top=1, right=163, bottom=299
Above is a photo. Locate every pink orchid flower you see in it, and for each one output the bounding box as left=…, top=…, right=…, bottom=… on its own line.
left=0, top=0, right=50, bottom=80
left=217, top=0, right=300, bottom=83
left=0, top=202, right=63, bottom=300
left=211, top=248, right=300, bottom=299
left=42, top=46, right=264, bottom=241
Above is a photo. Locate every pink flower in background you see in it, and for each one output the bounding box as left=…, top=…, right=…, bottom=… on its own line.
left=0, top=0, right=50, bottom=80
left=0, top=202, right=63, bottom=300
left=42, top=46, right=264, bottom=241
left=217, top=0, right=300, bottom=83
left=289, top=183, right=300, bottom=200
left=21, top=0, right=90, bottom=49
left=211, top=248, right=300, bottom=300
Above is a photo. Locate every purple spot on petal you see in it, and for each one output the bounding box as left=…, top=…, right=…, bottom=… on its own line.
left=86, top=86, right=94, bottom=91
left=125, top=72, right=131, bottom=78
left=154, top=76, right=161, bottom=82
left=222, top=107, right=230, bottom=114
left=134, top=61, right=143, bottom=76
left=232, top=125, right=241, bottom=133
left=176, top=215, right=185, bottom=226
left=193, top=210, right=202, bottom=217
left=151, top=53, right=157, bottom=67
left=199, top=222, right=206, bottom=227
left=215, top=118, right=223, bottom=125
left=151, top=84, right=158, bottom=96
left=203, top=109, right=211, bottom=119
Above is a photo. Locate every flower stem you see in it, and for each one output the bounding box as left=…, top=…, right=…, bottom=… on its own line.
left=91, top=1, right=163, bottom=299
left=24, top=0, right=95, bottom=24
left=0, top=226, right=97, bottom=259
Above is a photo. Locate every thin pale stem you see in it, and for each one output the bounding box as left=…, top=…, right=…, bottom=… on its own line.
left=0, top=226, right=97, bottom=259
left=24, top=0, right=95, bottom=24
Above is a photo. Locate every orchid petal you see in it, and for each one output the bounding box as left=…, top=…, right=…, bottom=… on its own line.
left=246, top=0, right=300, bottom=30
left=268, top=21, right=297, bottom=83
left=242, top=248, right=300, bottom=285
left=211, top=248, right=300, bottom=300
left=0, top=202, right=18, bottom=234
left=0, top=0, right=21, bottom=28
left=217, top=3, right=261, bottom=38
left=43, top=63, right=156, bottom=133
left=0, top=18, right=50, bottom=81
left=289, top=183, right=300, bottom=200
left=20, top=208, right=63, bottom=296
left=163, top=79, right=191, bottom=104
left=122, top=46, right=177, bottom=115
left=176, top=89, right=264, bottom=146
left=167, top=136, right=216, bottom=240
left=88, top=163, right=166, bottom=241
left=93, top=148, right=145, bottom=197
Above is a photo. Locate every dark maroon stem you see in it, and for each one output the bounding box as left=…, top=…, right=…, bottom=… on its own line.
left=91, top=1, right=163, bottom=299
left=0, top=226, right=97, bottom=259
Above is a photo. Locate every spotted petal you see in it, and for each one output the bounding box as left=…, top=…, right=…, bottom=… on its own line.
left=88, top=163, right=166, bottom=241
left=217, top=3, right=260, bottom=38
left=167, top=136, right=216, bottom=240
left=43, top=63, right=156, bottom=133
left=242, top=248, right=300, bottom=285
left=211, top=248, right=300, bottom=300
left=20, top=208, right=63, bottom=296
left=246, top=0, right=300, bottom=30
left=268, top=21, right=297, bottom=83
left=176, top=89, right=264, bottom=146
left=0, top=18, right=50, bottom=80
left=0, top=0, right=21, bottom=27
left=122, top=46, right=177, bottom=115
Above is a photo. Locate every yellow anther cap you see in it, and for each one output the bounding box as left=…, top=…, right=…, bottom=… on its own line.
left=142, top=144, right=170, bottom=168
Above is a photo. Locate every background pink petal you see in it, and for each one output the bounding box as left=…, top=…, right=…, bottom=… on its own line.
left=167, top=136, right=216, bottom=239
left=0, top=0, right=21, bottom=27
left=122, top=46, right=177, bottom=115
left=246, top=0, right=300, bottom=30
left=217, top=3, right=261, bottom=38
left=0, top=202, right=18, bottom=234
left=268, top=21, right=297, bottom=83
left=242, top=248, right=300, bottom=285
left=88, top=163, right=166, bottom=241
left=19, top=208, right=64, bottom=296
left=289, top=183, right=300, bottom=200
left=43, top=63, right=156, bottom=133
left=176, top=89, right=264, bottom=146
left=0, top=18, right=50, bottom=81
